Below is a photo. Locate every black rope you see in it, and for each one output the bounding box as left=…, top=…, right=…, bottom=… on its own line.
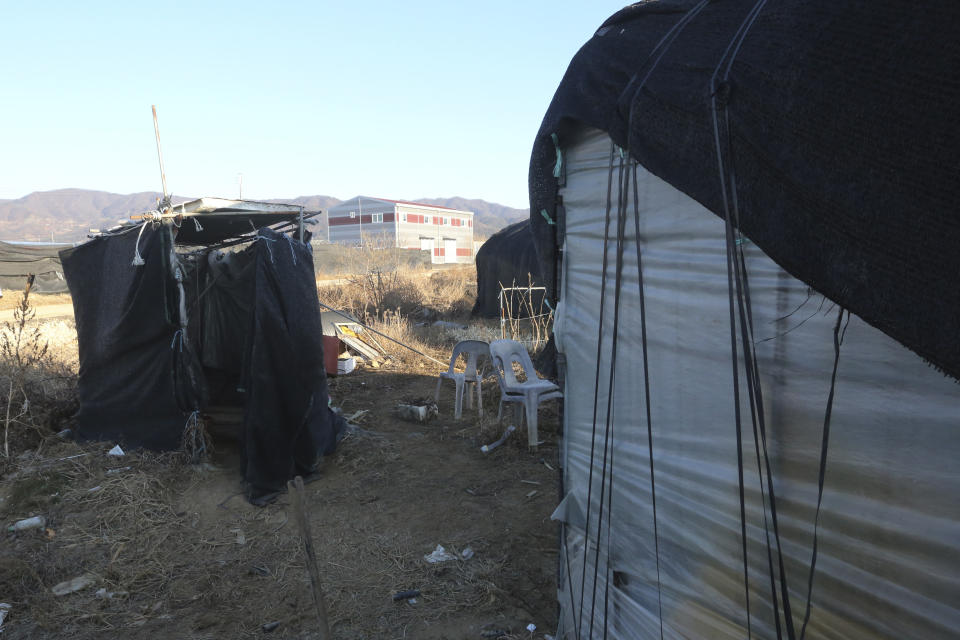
left=592, top=151, right=630, bottom=639
left=735, top=246, right=785, bottom=640
left=799, top=308, right=848, bottom=639
left=709, top=1, right=775, bottom=637
left=621, top=0, right=711, bottom=113
left=577, top=141, right=618, bottom=640
left=632, top=162, right=665, bottom=640
left=618, top=4, right=713, bottom=635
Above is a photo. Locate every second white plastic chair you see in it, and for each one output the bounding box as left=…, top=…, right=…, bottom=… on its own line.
left=489, top=339, right=562, bottom=448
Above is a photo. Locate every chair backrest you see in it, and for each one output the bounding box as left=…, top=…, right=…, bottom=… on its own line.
left=448, top=340, right=491, bottom=377
left=489, top=339, right=535, bottom=390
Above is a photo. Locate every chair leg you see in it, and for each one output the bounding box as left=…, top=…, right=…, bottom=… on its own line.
left=525, top=395, right=539, bottom=449
left=434, top=377, right=443, bottom=404
left=454, top=379, right=465, bottom=419
left=476, top=380, right=483, bottom=416
left=465, top=381, right=474, bottom=410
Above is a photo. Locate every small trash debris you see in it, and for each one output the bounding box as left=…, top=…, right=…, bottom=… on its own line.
left=432, top=320, right=467, bottom=330
left=9, top=516, right=46, bottom=532
left=230, top=529, right=246, bottom=545
left=397, top=403, right=438, bottom=423
left=520, top=480, right=541, bottom=485
left=408, top=597, right=418, bottom=604
left=52, top=574, right=97, bottom=596
left=424, top=544, right=457, bottom=563
left=481, top=425, right=517, bottom=453
left=262, top=620, right=281, bottom=633
left=45, top=528, right=56, bottom=540
left=249, top=565, right=270, bottom=577
left=337, top=357, right=356, bottom=375
left=541, top=458, right=555, bottom=471
left=346, top=409, right=369, bottom=423
left=106, top=466, right=132, bottom=475
left=461, top=547, right=475, bottom=560
left=392, top=589, right=421, bottom=601
left=526, top=490, right=539, bottom=499
left=56, top=428, right=72, bottom=438
left=526, top=622, right=537, bottom=632
left=95, top=588, right=127, bottom=600
left=0, top=603, right=11, bottom=629
left=107, top=445, right=124, bottom=456
left=87, top=486, right=102, bottom=493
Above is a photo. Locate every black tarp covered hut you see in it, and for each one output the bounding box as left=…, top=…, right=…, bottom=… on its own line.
left=472, top=220, right=544, bottom=318
left=0, top=241, right=73, bottom=293
left=529, top=2, right=960, bottom=638
left=60, top=199, right=343, bottom=500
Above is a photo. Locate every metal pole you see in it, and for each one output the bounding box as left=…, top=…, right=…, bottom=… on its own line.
left=151, top=105, right=169, bottom=200
left=358, top=196, right=363, bottom=248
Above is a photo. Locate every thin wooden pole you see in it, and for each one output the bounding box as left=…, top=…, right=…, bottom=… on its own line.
left=288, top=475, right=332, bottom=639
left=151, top=105, right=169, bottom=200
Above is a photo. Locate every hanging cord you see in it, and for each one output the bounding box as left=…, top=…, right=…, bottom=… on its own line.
left=284, top=234, right=299, bottom=265
left=708, top=1, right=774, bottom=637
left=131, top=220, right=152, bottom=266
left=577, top=140, right=618, bottom=640
left=798, top=308, right=849, bottom=638
left=630, top=161, right=665, bottom=639
left=620, top=0, right=711, bottom=111
left=736, top=231, right=794, bottom=640
left=588, top=150, right=629, bottom=638
left=602, top=151, right=634, bottom=638
left=618, top=3, right=714, bottom=633
left=181, top=410, right=212, bottom=463
left=258, top=234, right=277, bottom=263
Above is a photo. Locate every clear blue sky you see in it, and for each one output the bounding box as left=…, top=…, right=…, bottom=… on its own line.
left=1, top=1, right=628, bottom=208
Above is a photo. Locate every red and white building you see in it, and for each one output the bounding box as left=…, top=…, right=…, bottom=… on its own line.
left=326, top=196, right=474, bottom=264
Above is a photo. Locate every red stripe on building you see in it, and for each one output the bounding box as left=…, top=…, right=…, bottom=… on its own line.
left=329, top=214, right=394, bottom=226
left=456, top=248, right=471, bottom=256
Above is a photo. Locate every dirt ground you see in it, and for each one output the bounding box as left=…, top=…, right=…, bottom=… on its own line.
left=0, top=336, right=562, bottom=638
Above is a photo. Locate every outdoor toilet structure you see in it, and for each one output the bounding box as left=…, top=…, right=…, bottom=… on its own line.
left=530, top=3, right=959, bottom=639
left=60, top=198, right=344, bottom=501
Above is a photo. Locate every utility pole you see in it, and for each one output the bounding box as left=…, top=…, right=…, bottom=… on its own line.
left=237, top=173, right=243, bottom=200
left=358, top=196, right=363, bottom=248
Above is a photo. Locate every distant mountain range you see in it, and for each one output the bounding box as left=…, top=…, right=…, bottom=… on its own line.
left=0, top=189, right=528, bottom=242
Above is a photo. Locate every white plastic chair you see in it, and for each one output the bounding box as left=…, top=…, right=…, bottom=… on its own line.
left=489, top=339, right=562, bottom=448
left=435, top=340, right=492, bottom=419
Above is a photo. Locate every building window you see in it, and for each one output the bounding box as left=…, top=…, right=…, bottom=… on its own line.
left=372, top=213, right=384, bottom=223
left=442, top=217, right=449, bottom=225
left=401, top=213, right=407, bottom=223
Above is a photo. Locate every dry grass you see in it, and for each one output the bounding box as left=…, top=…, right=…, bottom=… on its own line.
left=318, top=264, right=475, bottom=324
left=0, top=290, right=79, bottom=461
left=0, top=292, right=72, bottom=312
left=1, top=432, right=538, bottom=639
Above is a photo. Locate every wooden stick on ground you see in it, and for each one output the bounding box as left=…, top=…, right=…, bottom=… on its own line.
left=289, top=475, right=332, bottom=639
